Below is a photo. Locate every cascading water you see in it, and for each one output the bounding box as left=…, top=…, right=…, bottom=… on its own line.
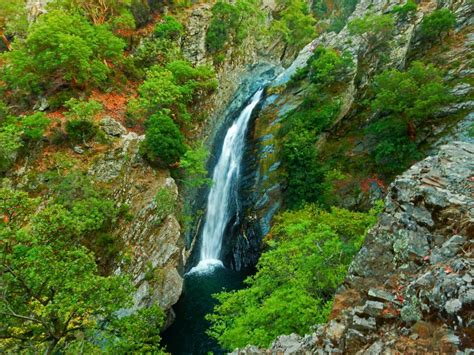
left=189, top=89, right=264, bottom=274
left=162, top=89, right=265, bottom=354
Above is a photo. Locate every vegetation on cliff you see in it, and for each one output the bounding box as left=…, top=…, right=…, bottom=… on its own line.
left=207, top=204, right=380, bottom=348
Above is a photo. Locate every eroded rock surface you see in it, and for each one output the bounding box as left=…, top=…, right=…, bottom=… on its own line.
left=232, top=141, right=474, bottom=354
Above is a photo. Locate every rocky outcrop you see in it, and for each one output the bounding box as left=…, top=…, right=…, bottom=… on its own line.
left=232, top=141, right=474, bottom=354
left=89, top=128, right=187, bottom=320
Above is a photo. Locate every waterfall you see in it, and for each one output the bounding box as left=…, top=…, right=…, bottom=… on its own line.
left=189, top=89, right=264, bottom=274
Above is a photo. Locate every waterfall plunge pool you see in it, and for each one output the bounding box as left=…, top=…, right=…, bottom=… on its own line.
left=161, top=265, right=253, bottom=354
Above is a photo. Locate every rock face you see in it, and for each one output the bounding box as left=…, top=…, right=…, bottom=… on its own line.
left=232, top=141, right=474, bottom=354
left=89, top=131, right=186, bottom=319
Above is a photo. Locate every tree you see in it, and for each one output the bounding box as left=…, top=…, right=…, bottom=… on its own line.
left=270, top=0, right=316, bottom=49
left=1, top=10, right=125, bottom=97
left=307, top=46, right=353, bottom=87
left=21, top=113, right=50, bottom=141
left=179, top=143, right=211, bottom=189
left=368, top=61, right=451, bottom=174
left=207, top=204, right=379, bottom=349
left=154, top=15, right=184, bottom=40
left=142, top=111, right=187, bottom=166
left=0, top=0, right=27, bottom=50
left=348, top=13, right=395, bottom=53
left=392, top=0, right=417, bottom=20
left=420, top=8, right=456, bottom=43
left=0, top=186, right=167, bottom=353
left=0, top=124, right=22, bottom=173
left=371, top=61, right=450, bottom=126
left=206, top=0, right=264, bottom=53
left=64, top=99, right=103, bottom=143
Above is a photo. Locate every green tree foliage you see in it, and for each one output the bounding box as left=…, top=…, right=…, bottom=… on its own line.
left=371, top=61, right=450, bottom=125
left=206, top=0, right=264, bottom=53
left=142, top=111, right=187, bottom=166
left=52, top=0, right=134, bottom=26
left=133, top=61, right=217, bottom=124
left=20, top=113, right=50, bottom=141
left=420, top=8, right=456, bottom=42
left=392, top=0, right=417, bottom=20
left=368, top=61, right=451, bottom=174
left=348, top=13, right=395, bottom=52
left=179, top=143, right=211, bottom=189
left=64, top=98, right=103, bottom=143
left=270, top=0, right=316, bottom=49
left=312, top=0, right=358, bottom=33
left=0, top=0, right=27, bottom=50
left=207, top=204, right=379, bottom=349
left=1, top=10, right=125, bottom=98
left=0, top=179, right=167, bottom=353
left=154, top=15, right=184, bottom=40
left=0, top=112, right=50, bottom=172
left=307, top=46, right=353, bottom=87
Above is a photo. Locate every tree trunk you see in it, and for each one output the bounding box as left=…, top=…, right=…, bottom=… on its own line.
left=0, top=31, right=11, bottom=51
left=407, top=121, right=417, bottom=141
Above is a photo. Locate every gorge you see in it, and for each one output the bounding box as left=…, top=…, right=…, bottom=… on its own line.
left=0, top=0, right=472, bottom=354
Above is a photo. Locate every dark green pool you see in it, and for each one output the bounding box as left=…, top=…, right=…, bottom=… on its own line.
left=161, top=266, right=251, bottom=355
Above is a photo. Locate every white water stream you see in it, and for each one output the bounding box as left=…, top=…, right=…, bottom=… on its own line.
left=189, top=89, right=264, bottom=274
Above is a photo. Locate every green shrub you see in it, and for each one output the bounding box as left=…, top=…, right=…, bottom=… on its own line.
left=207, top=204, right=379, bottom=349
left=206, top=0, right=264, bottom=53
left=0, top=124, right=22, bottom=173
left=420, top=8, right=456, bottom=42
left=179, top=143, right=211, bottom=189
left=1, top=10, right=125, bottom=97
left=64, top=98, right=102, bottom=143
left=307, top=46, right=353, bottom=87
left=21, top=112, right=50, bottom=141
left=392, top=0, right=417, bottom=19
left=206, top=2, right=240, bottom=53
left=154, top=15, right=184, bottom=40
left=270, top=0, right=316, bottom=49
left=348, top=13, right=395, bottom=52
left=142, top=111, right=187, bottom=166
left=154, top=187, right=178, bottom=224
left=371, top=61, right=450, bottom=125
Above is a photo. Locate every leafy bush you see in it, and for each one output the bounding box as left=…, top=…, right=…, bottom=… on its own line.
left=206, top=2, right=240, bottom=53
left=0, top=185, right=166, bottom=353
left=307, top=46, right=353, bottom=87
left=367, top=61, right=451, bottom=175
left=64, top=98, right=103, bottom=143
left=21, top=112, right=50, bottom=141
left=371, top=61, right=450, bottom=125
left=133, top=61, right=217, bottom=125
left=270, top=0, right=316, bottom=49
left=0, top=124, right=22, bottom=173
left=1, top=10, right=125, bottom=97
left=179, top=143, right=211, bottom=189
left=392, top=0, right=417, bottom=19
left=142, top=111, right=187, bottom=166
left=348, top=13, right=394, bottom=52
left=207, top=204, right=379, bottom=349
left=420, top=8, right=456, bottom=42
left=154, top=15, right=184, bottom=40
left=206, top=0, right=264, bottom=53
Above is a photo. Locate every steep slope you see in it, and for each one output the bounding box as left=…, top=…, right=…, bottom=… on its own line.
left=234, top=141, right=473, bottom=354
